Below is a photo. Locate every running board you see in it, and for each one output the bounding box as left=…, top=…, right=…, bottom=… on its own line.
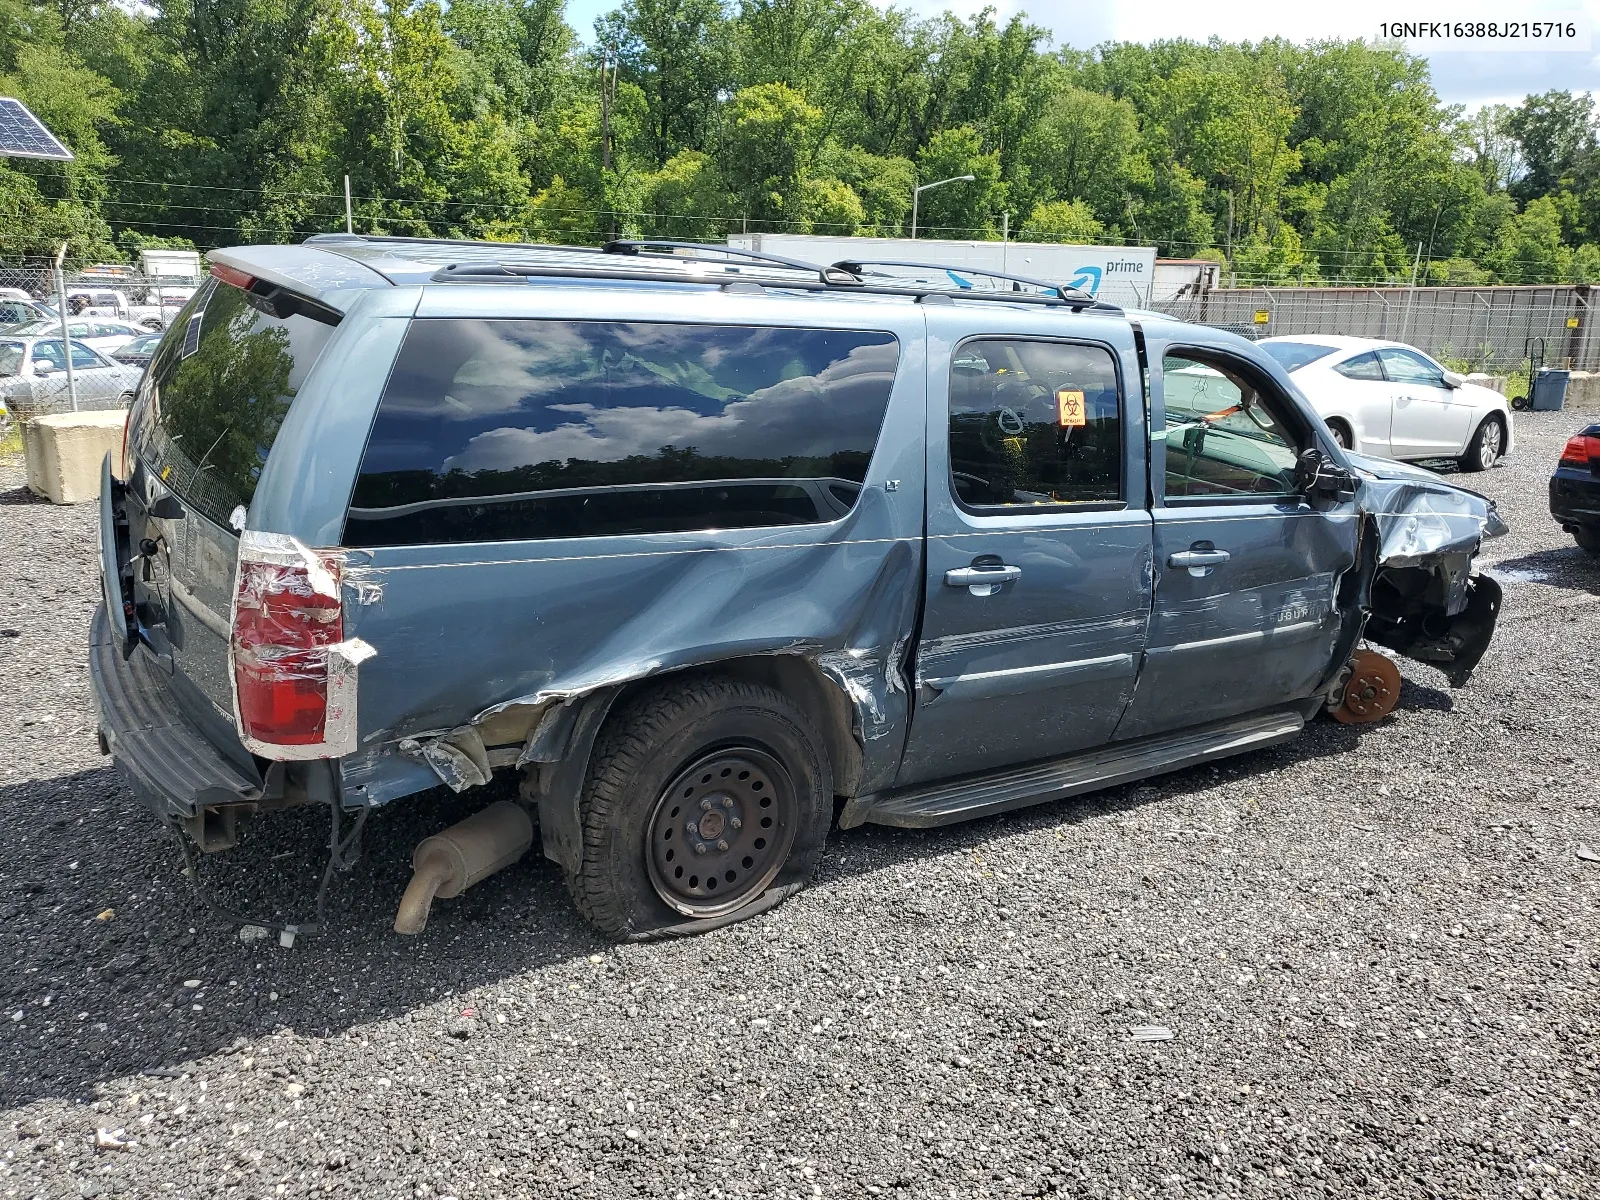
left=839, top=708, right=1306, bottom=830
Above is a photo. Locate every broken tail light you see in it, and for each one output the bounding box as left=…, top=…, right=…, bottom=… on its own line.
left=1559, top=433, right=1600, bottom=471
left=230, top=532, right=374, bottom=758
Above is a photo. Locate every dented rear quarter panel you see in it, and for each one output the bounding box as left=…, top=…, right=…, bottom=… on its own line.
left=254, top=285, right=930, bottom=806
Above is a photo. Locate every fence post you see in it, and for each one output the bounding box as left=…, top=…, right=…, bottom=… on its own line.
left=1568, top=286, right=1592, bottom=370
left=52, top=245, right=78, bottom=414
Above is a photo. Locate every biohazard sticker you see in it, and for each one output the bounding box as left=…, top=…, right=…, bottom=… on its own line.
left=1056, top=389, right=1086, bottom=427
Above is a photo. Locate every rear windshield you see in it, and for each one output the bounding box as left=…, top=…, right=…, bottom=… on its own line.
left=130, top=278, right=336, bottom=528
left=346, top=319, right=900, bottom=546
left=1260, top=342, right=1337, bottom=373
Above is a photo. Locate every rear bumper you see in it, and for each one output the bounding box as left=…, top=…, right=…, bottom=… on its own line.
left=90, top=603, right=263, bottom=822
left=1550, top=471, right=1600, bottom=529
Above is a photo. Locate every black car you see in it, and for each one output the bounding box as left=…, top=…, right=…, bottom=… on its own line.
left=1551, top=422, right=1600, bottom=554
left=111, top=330, right=163, bottom=369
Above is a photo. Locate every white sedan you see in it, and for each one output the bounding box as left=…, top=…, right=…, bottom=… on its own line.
left=0, top=334, right=142, bottom=416
left=3, top=317, right=146, bottom=355
left=1258, top=335, right=1514, bottom=471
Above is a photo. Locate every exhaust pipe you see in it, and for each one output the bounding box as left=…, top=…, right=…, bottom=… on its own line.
left=393, top=800, right=533, bottom=935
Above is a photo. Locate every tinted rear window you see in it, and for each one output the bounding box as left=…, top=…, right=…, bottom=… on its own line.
left=131, top=278, right=336, bottom=528
left=345, top=319, right=900, bottom=546
left=1260, top=342, right=1337, bottom=373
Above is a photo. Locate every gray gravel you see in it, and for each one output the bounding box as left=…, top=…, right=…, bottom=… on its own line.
left=2, top=411, right=1599, bottom=1200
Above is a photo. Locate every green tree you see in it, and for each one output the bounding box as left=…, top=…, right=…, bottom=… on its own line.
left=715, top=82, right=820, bottom=229
left=1507, top=89, right=1597, bottom=203
left=913, top=125, right=1003, bottom=238
left=597, top=0, right=730, bottom=168
left=1018, top=199, right=1102, bottom=243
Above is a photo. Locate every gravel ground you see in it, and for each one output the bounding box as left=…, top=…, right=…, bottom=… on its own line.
left=2, top=411, right=1599, bottom=1200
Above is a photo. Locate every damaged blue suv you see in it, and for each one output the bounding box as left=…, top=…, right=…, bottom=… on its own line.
left=93, top=237, right=1506, bottom=940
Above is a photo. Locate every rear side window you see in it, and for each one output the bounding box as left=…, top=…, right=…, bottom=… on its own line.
left=345, top=320, right=900, bottom=546
left=1335, top=352, right=1384, bottom=381
left=947, top=338, right=1122, bottom=509
left=132, top=278, right=336, bottom=528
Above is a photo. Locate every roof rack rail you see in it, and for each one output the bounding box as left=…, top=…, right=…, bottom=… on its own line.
left=601, top=239, right=860, bottom=285
left=376, top=235, right=1125, bottom=314
left=832, top=258, right=1119, bottom=313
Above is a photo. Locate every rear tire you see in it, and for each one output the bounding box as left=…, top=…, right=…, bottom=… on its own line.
left=568, top=675, right=833, bottom=941
left=1575, top=526, right=1600, bottom=556
left=1458, top=415, right=1504, bottom=472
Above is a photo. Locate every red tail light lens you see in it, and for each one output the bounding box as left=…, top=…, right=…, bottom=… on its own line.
left=1559, top=434, right=1600, bottom=469
left=209, top=262, right=257, bottom=290
left=118, top=407, right=131, bottom=479
left=232, top=542, right=343, bottom=746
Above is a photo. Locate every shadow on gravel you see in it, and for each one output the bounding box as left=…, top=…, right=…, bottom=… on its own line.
left=0, top=767, right=599, bottom=1109
left=1488, top=546, right=1600, bottom=594
left=0, top=483, right=50, bottom=506
left=0, top=708, right=1395, bottom=1109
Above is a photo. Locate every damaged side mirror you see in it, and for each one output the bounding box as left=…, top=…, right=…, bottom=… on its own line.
left=1296, top=448, right=1357, bottom=506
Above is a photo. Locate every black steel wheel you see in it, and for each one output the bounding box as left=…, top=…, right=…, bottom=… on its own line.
left=646, top=747, right=797, bottom=917
left=568, top=675, right=832, bottom=940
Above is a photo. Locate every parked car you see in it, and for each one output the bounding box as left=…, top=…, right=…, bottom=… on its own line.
left=111, top=330, right=163, bottom=370
left=0, top=296, right=58, bottom=325
left=4, top=317, right=144, bottom=354
left=93, top=237, right=1507, bottom=942
left=0, top=334, right=142, bottom=414
left=1257, top=335, right=1513, bottom=471
left=1551, top=423, right=1600, bottom=554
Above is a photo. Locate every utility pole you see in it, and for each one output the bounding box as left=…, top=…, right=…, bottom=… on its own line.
left=1401, top=240, right=1423, bottom=343
left=599, top=47, right=615, bottom=173
left=1224, top=191, right=1234, bottom=267
left=1000, top=210, right=1009, bottom=274
left=599, top=46, right=618, bottom=240
left=52, top=242, right=78, bottom=413
left=344, top=175, right=354, bottom=234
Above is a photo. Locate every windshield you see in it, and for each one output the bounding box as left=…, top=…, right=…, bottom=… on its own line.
left=0, top=341, right=22, bottom=376
left=1261, top=342, right=1337, bottom=373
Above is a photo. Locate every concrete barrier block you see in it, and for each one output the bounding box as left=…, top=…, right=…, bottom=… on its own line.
left=1464, top=373, right=1508, bottom=396
left=21, top=410, right=127, bottom=504
left=1567, top=372, right=1600, bottom=409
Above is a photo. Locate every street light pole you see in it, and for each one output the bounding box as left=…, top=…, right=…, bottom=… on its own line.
left=911, top=174, right=976, bottom=239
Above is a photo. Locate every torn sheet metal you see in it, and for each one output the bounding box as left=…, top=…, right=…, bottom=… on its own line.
left=1347, top=452, right=1509, bottom=567
left=1347, top=453, right=1507, bottom=686
left=400, top=726, right=492, bottom=793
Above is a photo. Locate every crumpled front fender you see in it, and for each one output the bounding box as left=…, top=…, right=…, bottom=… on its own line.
left=1345, top=452, right=1507, bottom=686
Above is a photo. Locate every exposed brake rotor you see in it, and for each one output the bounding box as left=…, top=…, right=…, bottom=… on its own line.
left=1332, top=649, right=1402, bottom=724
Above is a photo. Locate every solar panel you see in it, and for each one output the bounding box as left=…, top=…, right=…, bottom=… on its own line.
left=0, top=98, right=72, bottom=161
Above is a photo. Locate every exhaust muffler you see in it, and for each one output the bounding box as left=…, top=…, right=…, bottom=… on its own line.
left=393, top=800, right=533, bottom=935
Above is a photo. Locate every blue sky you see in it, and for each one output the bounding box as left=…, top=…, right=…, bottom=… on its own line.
left=561, top=0, right=1600, bottom=110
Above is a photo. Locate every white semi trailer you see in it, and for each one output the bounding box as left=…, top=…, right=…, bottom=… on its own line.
left=724, top=233, right=1159, bottom=307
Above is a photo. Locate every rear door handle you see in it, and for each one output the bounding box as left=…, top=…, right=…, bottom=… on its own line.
left=1168, top=549, right=1230, bottom=569
left=945, top=564, right=1021, bottom=596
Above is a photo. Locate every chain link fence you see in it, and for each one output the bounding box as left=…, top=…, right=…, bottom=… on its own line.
left=1149, top=283, right=1597, bottom=373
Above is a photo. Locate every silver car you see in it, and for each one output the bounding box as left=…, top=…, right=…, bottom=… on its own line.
left=0, top=334, right=142, bottom=416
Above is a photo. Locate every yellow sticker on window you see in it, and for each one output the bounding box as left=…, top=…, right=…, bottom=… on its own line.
left=1056, top=388, right=1086, bottom=427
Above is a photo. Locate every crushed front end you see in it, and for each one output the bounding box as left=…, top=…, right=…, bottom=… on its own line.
left=1345, top=453, right=1507, bottom=689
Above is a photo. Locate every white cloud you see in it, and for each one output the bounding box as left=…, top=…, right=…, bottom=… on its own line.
left=441, top=339, right=900, bottom=475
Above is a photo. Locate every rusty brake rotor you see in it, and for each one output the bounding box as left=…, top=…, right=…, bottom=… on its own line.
left=1333, top=649, right=1402, bottom=724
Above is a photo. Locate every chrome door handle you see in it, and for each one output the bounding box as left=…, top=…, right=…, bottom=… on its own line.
left=945, top=564, right=1021, bottom=596
left=1168, top=549, right=1230, bottom=568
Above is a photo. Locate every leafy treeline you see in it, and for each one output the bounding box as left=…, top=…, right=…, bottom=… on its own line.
left=2, top=0, right=1598, bottom=284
